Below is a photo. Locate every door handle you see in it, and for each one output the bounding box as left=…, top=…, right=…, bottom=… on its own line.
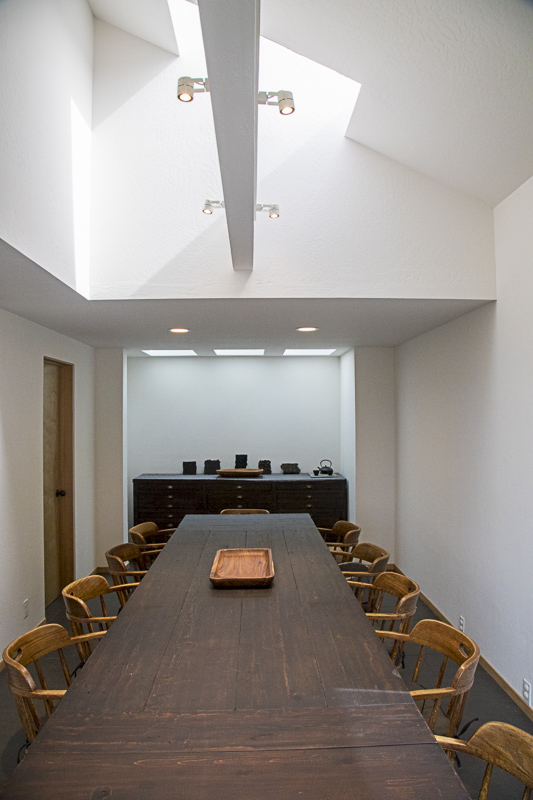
left=56, top=489, right=66, bottom=497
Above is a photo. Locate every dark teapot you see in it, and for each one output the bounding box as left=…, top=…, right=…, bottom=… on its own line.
left=317, top=459, right=334, bottom=476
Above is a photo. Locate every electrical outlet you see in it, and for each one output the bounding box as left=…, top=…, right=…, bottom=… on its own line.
left=23, top=599, right=29, bottom=619
left=523, top=680, right=531, bottom=705
left=458, top=616, right=465, bottom=632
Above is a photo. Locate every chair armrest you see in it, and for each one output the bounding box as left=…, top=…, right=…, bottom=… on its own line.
left=317, top=527, right=331, bottom=534
left=23, top=689, right=67, bottom=700
left=71, top=631, right=107, bottom=645
left=158, top=528, right=175, bottom=535
left=325, top=542, right=355, bottom=549
left=435, top=736, right=468, bottom=753
left=410, top=687, right=455, bottom=701
left=375, top=630, right=409, bottom=642
left=139, top=543, right=164, bottom=549
left=108, top=583, right=140, bottom=594
left=68, top=615, right=116, bottom=625
left=117, top=569, right=147, bottom=577
left=365, top=612, right=410, bottom=621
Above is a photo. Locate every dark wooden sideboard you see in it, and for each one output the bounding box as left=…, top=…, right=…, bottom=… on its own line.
left=133, top=473, right=348, bottom=529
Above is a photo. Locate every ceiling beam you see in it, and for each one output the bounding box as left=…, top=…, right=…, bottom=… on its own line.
left=197, top=0, right=260, bottom=271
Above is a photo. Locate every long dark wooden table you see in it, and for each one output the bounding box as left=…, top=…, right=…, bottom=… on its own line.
left=1, top=514, right=469, bottom=799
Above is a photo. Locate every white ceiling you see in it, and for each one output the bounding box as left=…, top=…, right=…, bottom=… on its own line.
left=88, top=0, right=179, bottom=54
left=2, top=0, right=526, bottom=349
left=91, top=0, right=533, bottom=207
left=0, top=240, right=490, bottom=353
left=261, top=0, right=533, bottom=207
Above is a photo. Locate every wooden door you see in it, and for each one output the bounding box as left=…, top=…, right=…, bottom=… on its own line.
left=43, top=359, right=74, bottom=606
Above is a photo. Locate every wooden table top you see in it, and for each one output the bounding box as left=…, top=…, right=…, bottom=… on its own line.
left=1, top=514, right=468, bottom=799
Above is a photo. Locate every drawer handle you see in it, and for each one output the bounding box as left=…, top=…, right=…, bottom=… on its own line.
left=306, top=484, right=312, bottom=488
left=167, top=504, right=173, bottom=508
left=167, top=514, right=174, bottom=518
left=236, top=485, right=242, bottom=489
left=167, top=495, right=173, bottom=499
left=167, top=485, right=174, bottom=489
left=237, top=505, right=243, bottom=508
left=237, top=495, right=243, bottom=499
left=307, top=495, right=312, bottom=499
left=306, top=504, right=312, bottom=508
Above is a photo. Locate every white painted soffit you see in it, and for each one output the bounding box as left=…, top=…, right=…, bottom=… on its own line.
left=88, top=0, right=179, bottom=55
left=0, top=240, right=492, bottom=351
left=197, top=0, right=260, bottom=271
left=261, top=0, right=533, bottom=207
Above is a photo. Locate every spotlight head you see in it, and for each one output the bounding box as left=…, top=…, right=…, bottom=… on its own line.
left=178, top=77, right=194, bottom=102
left=277, top=90, right=294, bottom=115
left=268, top=205, right=280, bottom=219
left=202, top=201, right=213, bottom=215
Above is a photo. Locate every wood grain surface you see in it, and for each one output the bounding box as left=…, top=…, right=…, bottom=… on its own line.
left=1, top=514, right=468, bottom=799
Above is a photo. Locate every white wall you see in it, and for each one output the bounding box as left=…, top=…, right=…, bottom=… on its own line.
left=339, top=350, right=356, bottom=521
left=127, top=356, right=341, bottom=520
left=0, top=0, right=93, bottom=295
left=0, top=308, right=96, bottom=653
left=94, top=349, right=128, bottom=561
left=396, top=173, right=533, bottom=695
left=354, top=348, right=396, bottom=557
left=90, top=5, right=495, bottom=302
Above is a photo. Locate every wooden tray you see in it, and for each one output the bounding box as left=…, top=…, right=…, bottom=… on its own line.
left=216, top=468, right=263, bottom=478
left=210, top=548, right=274, bottom=588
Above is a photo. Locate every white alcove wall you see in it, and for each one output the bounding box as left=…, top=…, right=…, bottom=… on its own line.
left=126, top=356, right=347, bottom=523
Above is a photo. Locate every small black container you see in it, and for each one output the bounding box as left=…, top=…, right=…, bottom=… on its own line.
left=183, top=461, right=197, bottom=475
left=235, top=454, right=248, bottom=468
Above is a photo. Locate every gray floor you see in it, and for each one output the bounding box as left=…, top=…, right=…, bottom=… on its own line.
left=1, top=594, right=532, bottom=797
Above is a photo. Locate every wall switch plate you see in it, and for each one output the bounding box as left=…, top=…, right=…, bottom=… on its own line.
left=523, top=679, right=531, bottom=705
left=458, top=616, right=465, bottom=632
left=23, top=599, right=29, bottom=619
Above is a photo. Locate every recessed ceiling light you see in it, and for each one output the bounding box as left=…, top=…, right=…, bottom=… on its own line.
left=142, top=350, right=197, bottom=357
left=283, top=349, right=336, bottom=356
left=169, top=328, right=189, bottom=333
left=297, top=327, right=318, bottom=332
left=214, top=349, right=265, bottom=356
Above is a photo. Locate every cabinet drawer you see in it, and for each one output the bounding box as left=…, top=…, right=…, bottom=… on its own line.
left=135, top=490, right=204, bottom=510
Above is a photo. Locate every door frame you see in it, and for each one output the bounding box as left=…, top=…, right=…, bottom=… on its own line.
left=43, top=358, right=75, bottom=597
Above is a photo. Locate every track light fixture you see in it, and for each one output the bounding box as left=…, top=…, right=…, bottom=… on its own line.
left=202, top=199, right=224, bottom=215
left=256, top=203, right=280, bottom=219
left=258, top=90, right=295, bottom=115
left=177, top=76, right=210, bottom=102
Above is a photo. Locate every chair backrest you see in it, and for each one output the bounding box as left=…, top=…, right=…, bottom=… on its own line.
left=106, top=544, right=148, bottom=600
left=347, top=541, right=390, bottom=573
left=62, top=575, right=116, bottom=652
left=437, top=721, right=533, bottom=798
left=220, top=509, right=270, bottom=514
left=404, top=618, right=480, bottom=736
left=409, top=618, right=480, bottom=694
left=330, top=521, right=361, bottom=542
left=2, top=624, right=74, bottom=742
left=129, top=521, right=159, bottom=545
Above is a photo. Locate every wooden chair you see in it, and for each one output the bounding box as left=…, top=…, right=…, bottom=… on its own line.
left=325, top=529, right=364, bottom=563
left=436, top=721, right=533, bottom=798
left=338, top=541, right=390, bottom=575
left=317, top=520, right=361, bottom=544
left=62, top=575, right=131, bottom=659
left=105, top=543, right=161, bottom=605
left=347, top=571, right=420, bottom=653
left=2, top=623, right=105, bottom=743
left=129, top=521, right=174, bottom=546
left=220, top=509, right=270, bottom=514
left=377, top=618, right=480, bottom=737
